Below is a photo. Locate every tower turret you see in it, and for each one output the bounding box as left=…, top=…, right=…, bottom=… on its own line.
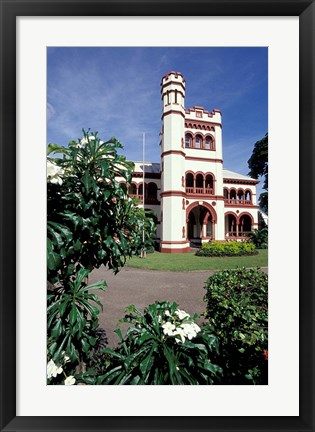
left=160, top=71, right=190, bottom=253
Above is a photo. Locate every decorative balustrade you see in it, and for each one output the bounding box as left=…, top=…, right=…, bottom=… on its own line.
left=185, top=187, right=214, bottom=195
left=226, top=231, right=252, bottom=239
left=224, top=199, right=252, bottom=205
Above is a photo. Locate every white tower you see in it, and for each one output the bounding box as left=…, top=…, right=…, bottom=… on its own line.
left=160, top=71, right=190, bottom=253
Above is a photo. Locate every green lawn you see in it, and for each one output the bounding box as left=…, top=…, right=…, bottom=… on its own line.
left=126, top=249, right=268, bottom=271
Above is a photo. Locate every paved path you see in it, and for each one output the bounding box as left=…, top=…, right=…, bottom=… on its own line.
left=89, top=265, right=268, bottom=347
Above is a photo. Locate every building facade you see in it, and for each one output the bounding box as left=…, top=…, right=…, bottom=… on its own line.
left=121, top=71, right=259, bottom=253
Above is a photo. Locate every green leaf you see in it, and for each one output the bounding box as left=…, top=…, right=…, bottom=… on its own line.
left=47, top=239, right=62, bottom=271
left=81, top=170, right=95, bottom=194
left=69, top=305, right=78, bottom=326
left=81, top=338, right=90, bottom=353
left=51, top=319, right=63, bottom=339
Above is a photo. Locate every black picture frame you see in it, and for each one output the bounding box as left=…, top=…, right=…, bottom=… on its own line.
left=1, top=1, right=314, bottom=431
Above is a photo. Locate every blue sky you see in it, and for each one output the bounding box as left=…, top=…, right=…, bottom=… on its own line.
left=47, top=47, right=267, bottom=191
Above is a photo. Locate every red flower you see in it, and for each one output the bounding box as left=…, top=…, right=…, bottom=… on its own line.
left=263, top=349, right=268, bottom=361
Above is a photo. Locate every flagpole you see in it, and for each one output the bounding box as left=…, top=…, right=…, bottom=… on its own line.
left=141, top=132, right=146, bottom=258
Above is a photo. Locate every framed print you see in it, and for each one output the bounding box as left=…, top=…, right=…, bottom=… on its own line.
left=1, top=1, right=314, bottom=431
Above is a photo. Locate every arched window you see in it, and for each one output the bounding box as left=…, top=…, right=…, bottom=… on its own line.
left=195, top=173, right=203, bottom=192
left=245, top=190, right=252, bottom=202
left=147, top=182, right=158, bottom=203
left=185, top=173, right=194, bottom=193
left=237, top=190, right=244, bottom=201
left=224, top=188, right=229, bottom=199
left=239, top=215, right=252, bottom=236
left=195, top=134, right=202, bottom=149
left=185, top=173, right=194, bottom=187
left=185, top=134, right=192, bottom=148
left=138, top=183, right=144, bottom=197
left=205, top=136, right=213, bottom=150
left=205, top=174, right=214, bottom=194
left=129, top=183, right=137, bottom=195
left=230, top=189, right=237, bottom=200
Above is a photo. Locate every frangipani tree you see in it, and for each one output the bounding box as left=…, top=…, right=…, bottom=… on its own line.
left=47, top=130, right=156, bottom=283
left=47, top=130, right=155, bottom=374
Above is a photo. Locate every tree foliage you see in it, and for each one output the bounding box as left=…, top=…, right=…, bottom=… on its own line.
left=247, top=133, right=268, bottom=213
left=47, top=130, right=156, bottom=283
left=47, top=130, right=156, bottom=375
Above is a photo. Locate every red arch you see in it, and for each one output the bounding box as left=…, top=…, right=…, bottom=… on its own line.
left=238, top=212, right=254, bottom=224
left=185, top=170, right=195, bottom=176
left=225, top=211, right=238, bottom=218
left=186, top=201, right=217, bottom=223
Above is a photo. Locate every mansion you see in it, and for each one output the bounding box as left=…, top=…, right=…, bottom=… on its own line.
left=119, top=71, right=259, bottom=253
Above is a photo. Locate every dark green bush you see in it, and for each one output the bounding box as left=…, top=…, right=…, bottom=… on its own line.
left=248, top=228, right=268, bottom=249
left=204, top=267, right=268, bottom=384
left=196, top=240, right=257, bottom=257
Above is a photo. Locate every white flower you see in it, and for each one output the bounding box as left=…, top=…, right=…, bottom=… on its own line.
left=175, top=309, right=190, bottom=320
left=47, top=359, right=63, bottom=379
left=78, top=137, right=88, bottom=147
left=191, top=322, right=201, bottom=333
left=79, top=135, right=98, bottom=147
left=61, top=351, right=70, bottom=363
left=162, top=321, right=175, bottom=336
left=64, top=376, right=76, bottom=386
left=165, top=310, right=171, bottom=317
left=47, top=160, right=64, bottom=185
left=174, top=327, right=186, bottom=344
left=157, top=315, right=162, bottom=323
left=180, top=323, right=199, bottom=340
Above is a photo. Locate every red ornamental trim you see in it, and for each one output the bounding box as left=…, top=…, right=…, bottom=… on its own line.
left=224, top=211, right=238, bottom=219
left=160, top=240, right=189, bottom=245
left=223, top=178, right=259, bottom=185
left=161, top=191, right=185, bottom=197
left=161, top=82, right=186, bottom=93
left=185, top=156, right=223, bottom=163
left=161, top=150, right=186, bottom=158
left=160, top=247, right=190, bottom=254
left=161, top=88, right=185, bottom=99
left=161, top=190, right=225, bottom=200
left=185, top=120, right=221, bottom=130
left=185, top=106, right=221, bottom=118
left=238, top=212, right=255, bottom=223
left=186, top=201, right=217, bottom=223
left=162, top=71, right=185, bottom=80
left=162, top=110, right=185, bottom=120
left=224, top=204, right=259, bottom=209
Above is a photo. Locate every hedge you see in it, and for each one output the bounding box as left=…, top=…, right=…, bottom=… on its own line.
left=196, top=240, right=257, bottom=257
left=203, top=267, right=268, bottom=384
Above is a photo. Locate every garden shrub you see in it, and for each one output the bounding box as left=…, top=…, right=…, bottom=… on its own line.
left=204, top=267, right=268, bottom=384
left=248, top=228, right=268, bottom=249
left=196, top=240, right=257, bottom=257
left=79, top=301, right=223, bottom=385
